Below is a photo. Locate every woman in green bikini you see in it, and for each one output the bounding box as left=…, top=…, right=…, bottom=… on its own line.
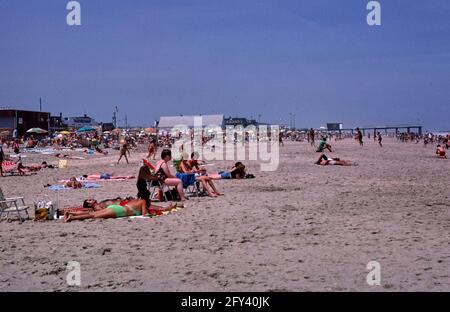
left=63, top=198, right=177, bottom=222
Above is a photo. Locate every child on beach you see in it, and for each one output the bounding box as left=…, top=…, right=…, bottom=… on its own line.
left=436, top=145, right=447, bottom=158
left=117, top=143, right=130, bottom=164
left=316, top=137, right=332, bottom=153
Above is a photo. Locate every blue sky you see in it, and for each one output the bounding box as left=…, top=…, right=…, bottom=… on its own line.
left=0, top=0, right=449, bottom=130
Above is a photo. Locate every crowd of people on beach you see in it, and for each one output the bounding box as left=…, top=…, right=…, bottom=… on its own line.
left=1, top=126, right=448, bottom=223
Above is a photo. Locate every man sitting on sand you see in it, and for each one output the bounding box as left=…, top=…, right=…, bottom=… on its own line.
left=316, top=137, right=332, bottom=153
left=64, top=198, right=177, bottom=222
left=436, top=145, right=447, bottom=158
left=315, top=154, right=357, bottom=166
left=65, top=176, right=83, bottom=189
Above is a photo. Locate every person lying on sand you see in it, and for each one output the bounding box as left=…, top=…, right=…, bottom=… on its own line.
left=217, top=162, right=247, bottom=179
left=64, top=198, right=177, bottom=222
left=78, top=173, right=135, bottom=181
left=315, top=154, right=357, bottom=166
left=436, top=145, right=447, bottom=158
left=82, top=197, right=123, bottom=211
left=95, top=146, right=108, bottom=155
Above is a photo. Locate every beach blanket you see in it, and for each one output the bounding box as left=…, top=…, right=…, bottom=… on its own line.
left=1, top=161, right=16, bottom=172
left=58, top=176, right=135, bottom=183
left=176, top=172, right=197, bottom=188
left=47, top=183, right=101, bottom=190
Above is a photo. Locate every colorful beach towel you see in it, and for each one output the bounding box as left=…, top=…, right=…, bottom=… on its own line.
left=47, top=183, right=101, bottom=190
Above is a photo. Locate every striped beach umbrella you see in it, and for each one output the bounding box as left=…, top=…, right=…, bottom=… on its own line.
left=26, top=128, right=48, bottom=134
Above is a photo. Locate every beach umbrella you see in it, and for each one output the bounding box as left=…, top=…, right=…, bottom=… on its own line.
left=59, top=130, right=72, bottom=135
left=77, top=126, right=96, bottom=133
left=26, top=128, right=48, bottom=134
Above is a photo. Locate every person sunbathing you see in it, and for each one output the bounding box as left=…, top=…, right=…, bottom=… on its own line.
left=436, top=145, right=447, bottom=158
left=64, top=198, right=177, bottom=222
left=217, top=162, right=247, bottom=179
left=314, top=154, right=357, bottom=166
left=155, top=149, right=187, bottom=201
left=179, top=154, right=222, bottom=197
left=65, top=176, right=83, bottom=189
left=77, top=173, right=135, bottom=181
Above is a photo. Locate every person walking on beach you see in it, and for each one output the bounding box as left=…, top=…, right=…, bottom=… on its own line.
left=117, top=143, right=130, bottom=164
left=0, top=143, right=4, bottom=177
left=356, top=128, right=364, bottom=146
left=146, top=138, right=157, bottom=160
left=309, top=128, right=315, bottom=147
left=377, top=132, right=383, bottom=147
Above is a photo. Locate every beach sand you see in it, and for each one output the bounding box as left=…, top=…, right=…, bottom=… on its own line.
left=0, top=138, right=449, bottom=291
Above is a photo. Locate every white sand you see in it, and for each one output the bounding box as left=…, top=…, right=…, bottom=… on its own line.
left=0, top=138, right=449, bottom=291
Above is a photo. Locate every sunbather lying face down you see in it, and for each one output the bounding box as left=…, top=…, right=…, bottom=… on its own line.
left=64, top=198, right=179, bottom=222
left=315, top=154, right=357, bottom=166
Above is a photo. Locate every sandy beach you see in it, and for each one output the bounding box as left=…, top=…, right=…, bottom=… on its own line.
left=0, top=138, right=449, bottom=291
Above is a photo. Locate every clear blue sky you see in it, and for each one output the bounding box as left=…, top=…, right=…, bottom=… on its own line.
left=1, top=0, right=449, bottom=130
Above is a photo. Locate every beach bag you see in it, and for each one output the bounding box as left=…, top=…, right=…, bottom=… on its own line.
left=34, top=196, right=56, bottom=221
left=164, top=189, right=180, bottom=201
left=58, top=159, right=68, bottom=168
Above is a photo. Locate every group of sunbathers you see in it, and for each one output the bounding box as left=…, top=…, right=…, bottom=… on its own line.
left=63, top=197, right=180, bottom=222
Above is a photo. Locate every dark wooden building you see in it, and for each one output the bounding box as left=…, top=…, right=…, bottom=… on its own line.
left=0, top=108, right=50, bottom=136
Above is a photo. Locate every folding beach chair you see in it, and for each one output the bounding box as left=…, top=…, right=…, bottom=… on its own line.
left=147, top=180, right=170, bottom=202
left=0, top=187, right=30, bottom=222
left=176, top=172, right=201, bottom=197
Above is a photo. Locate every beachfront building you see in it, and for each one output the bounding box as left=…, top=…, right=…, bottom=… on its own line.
left=63, top=114, right=99, bottom=130
left=0, top=108, right=50, bottom=136
left=49, top=113, right=69, bottom=132
left=224, top=116, right=258, bottom=128
left=158, top=114, right=224, bottom=132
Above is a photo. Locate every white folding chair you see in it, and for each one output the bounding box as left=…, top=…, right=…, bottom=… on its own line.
left=0, top=188, right=30, bottom=222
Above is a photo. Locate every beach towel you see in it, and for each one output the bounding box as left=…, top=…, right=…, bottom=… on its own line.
left=58, top=159, right=68, bottom=168
left=58, top=176, right=134, bottom=183
left=1, top=161, right=16, bottom=172
left=47, top=183, right=101, bottom=190
left=176, top=172, right=196, bottom=188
